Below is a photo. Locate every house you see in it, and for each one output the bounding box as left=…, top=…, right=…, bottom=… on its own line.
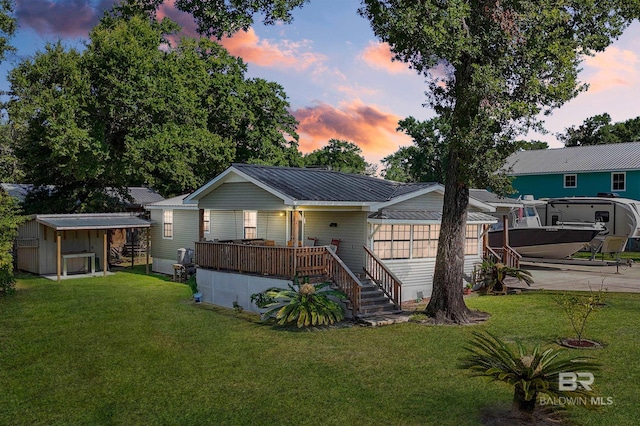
left=505, top=142, right=640, bottom=200
left=145, top=194, right=199, bottom=275
left=15, top=213, right=151, bottom=280
left=182, top=164, right=497, bottom=314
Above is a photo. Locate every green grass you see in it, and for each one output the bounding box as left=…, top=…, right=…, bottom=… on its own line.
left=1, top=270, right=639, bottom=425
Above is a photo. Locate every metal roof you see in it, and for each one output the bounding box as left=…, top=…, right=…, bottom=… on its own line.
left=231, top=163, right=438, bottom=202
left=35, top=213, right=151, bottom=230
left=146, top=194, right=196, bottom=209
left=469, top=189, right=522, bottom=207
left=505, top=141, right=640, bottom=175
left=1, top=184, right=163, bottom=207
left=368, top=210, right=497, bottom=223
left=126, top=187, right=165, bottom=206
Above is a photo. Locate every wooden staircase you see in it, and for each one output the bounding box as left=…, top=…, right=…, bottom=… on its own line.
left=357, top=278, right=401, bottom=316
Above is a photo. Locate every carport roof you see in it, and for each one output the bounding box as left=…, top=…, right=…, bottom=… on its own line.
left=35, top=213, right=151, bottom=231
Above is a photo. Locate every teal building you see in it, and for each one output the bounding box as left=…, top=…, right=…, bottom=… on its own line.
left=505, top=141, right=640, bottom=201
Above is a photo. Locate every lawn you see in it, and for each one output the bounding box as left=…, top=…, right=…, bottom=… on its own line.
left=1, top=269, right=639, bottom=425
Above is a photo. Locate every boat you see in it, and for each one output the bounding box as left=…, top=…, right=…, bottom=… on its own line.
left=471, top=190, right=604, bottom=259
left=539, top=194, right=640, bottom=255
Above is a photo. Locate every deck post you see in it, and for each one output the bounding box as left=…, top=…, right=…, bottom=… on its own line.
left=502, top=215, right=509, bottom=247
left=56, top=231, right=61, bottom=282
left=103, top=231, right=108, bottom=277
left=145, top=228, right=150, bottom=274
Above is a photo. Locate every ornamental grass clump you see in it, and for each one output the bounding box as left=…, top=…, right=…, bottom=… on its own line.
left=460, top=332, right=600, bottom=414
left=255, top=280, right=346, bottom=328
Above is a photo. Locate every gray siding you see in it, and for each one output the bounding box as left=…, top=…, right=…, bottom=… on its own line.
left=16, top=219, right=40, bottom=273
left=209, top=210, right=287, bottom=244
left=303, top=210, right=367, bottom=274
left=37, top=226, right=107, bottom=276
left=388, top=192, right=444, bottom=211
left=384, top=254, right=483, bottom=301
left=199, top=182, right=285, bottom=210
left=150, top=209, right=199, bottom=263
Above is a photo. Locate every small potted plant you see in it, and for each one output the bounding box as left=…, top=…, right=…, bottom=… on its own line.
left=463, top=283, right=473, bottom=295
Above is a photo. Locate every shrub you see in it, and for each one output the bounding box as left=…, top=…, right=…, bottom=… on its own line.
left=460, top=332, right=600, bottom=413
left=0, top=265, right=15, bottom=296
left=258, top=280, right=346, bottom=328
left=554, top=281, right=606, bottom=344
left=476, top=259, right=534, bottom=294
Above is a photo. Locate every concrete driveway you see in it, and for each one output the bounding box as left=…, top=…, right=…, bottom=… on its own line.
left=506, top=260, right=640, bottom=293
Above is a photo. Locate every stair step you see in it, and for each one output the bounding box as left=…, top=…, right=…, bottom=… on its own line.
left=360, top=296, right=393, bottom=306
left=359, top=304, right=400, bottom=315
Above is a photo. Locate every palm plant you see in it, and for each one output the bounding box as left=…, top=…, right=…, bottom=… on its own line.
left=477, top=259, right=534, bottom=294
left=259, top=280, right=346, bottom=328
left=460, top=332, right=600, bottom=413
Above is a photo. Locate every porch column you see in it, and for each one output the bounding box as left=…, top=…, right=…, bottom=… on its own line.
left=103, top=231, right=108, bottom=277
left=502, top=215, right=509, bottom=247
left=198, top=209, right=205, bottom=241
left=483, top=224, right=488, bottom=254
left=291, top=209, right=299, bottom=246
left=56, top=231, right=61, bottom=282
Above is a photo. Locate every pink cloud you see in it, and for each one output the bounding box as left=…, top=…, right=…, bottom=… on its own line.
left=220, top=29, right=326, bottom=70
left=360, top=41, right=412, bottom=75
left=584, top=46, right=639, bottom=93
left=292, top=100, right=413, bottom=163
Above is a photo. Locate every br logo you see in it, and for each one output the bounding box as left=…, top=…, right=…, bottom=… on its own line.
left=558, top=372, right=594, bottom=391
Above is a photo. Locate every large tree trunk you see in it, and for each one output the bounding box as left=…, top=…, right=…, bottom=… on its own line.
left=424, top=146, right=476, bottom=323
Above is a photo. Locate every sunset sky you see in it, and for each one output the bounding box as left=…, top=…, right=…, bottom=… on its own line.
left=3, top=0, right=640, bottom=167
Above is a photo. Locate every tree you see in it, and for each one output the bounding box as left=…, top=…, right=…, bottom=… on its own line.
left=174, top=0, right=309, bottom=38
left=381, top=116, right=449, bottom=183
left=0, top=0, right=16, bottom=62
left=304, top=139, right=375, bottom=175
left=0, top=122, right=22, bottom=182
left=558, top=113, right=640, bottom=146
left=514, top=140, right=548, bottom=151
left=0, top=190, right=21, bottom=296
left=360, top=1, right=640, bottom=323
left=6, top=6, right=299, bottom=211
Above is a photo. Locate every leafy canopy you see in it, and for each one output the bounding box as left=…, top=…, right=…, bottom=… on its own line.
left=303, top=139, right=375, bottom=175
left=6, top=7, right=299, bottom=212
left=558, top=113, right=640, bottom=147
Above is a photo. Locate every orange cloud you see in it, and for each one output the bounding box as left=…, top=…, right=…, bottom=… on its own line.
left=360, top=41, right=412, bottom=75
left=220, top=29, right=326, bottom=70
left=292, top=100, right=414, bottom=164
left=584, top=46, right=639, bottom=93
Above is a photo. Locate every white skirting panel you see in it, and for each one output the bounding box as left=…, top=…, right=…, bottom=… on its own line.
left=196, top=269, right=292, bottom=314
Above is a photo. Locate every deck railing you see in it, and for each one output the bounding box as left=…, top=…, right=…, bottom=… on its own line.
left=363, top=246, right=402, bottom=309
left=194, top=242, right=362, bottom=315
left=484, top=245, right=521, bottom=269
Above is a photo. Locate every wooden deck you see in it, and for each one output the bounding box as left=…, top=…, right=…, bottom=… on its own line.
left=195, top=242, right=363, bottom=314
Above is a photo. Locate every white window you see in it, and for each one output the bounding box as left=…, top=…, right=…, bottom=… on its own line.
left=564, top=174, right=577, bottom=188
left=163, top=210, right=173, bottom=239
left=612, top=172, right=626, bottom=191
left=244, top=210, right=257, bottom=239
left=464, top=224, right=479, bottom=255
left=203, top=210, right=210, bottom=234
left=373, top=225, right=410, bottom=259
left=412, top=224, right=439, bottom=258
left=373, top=223, right=479, bottom=259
